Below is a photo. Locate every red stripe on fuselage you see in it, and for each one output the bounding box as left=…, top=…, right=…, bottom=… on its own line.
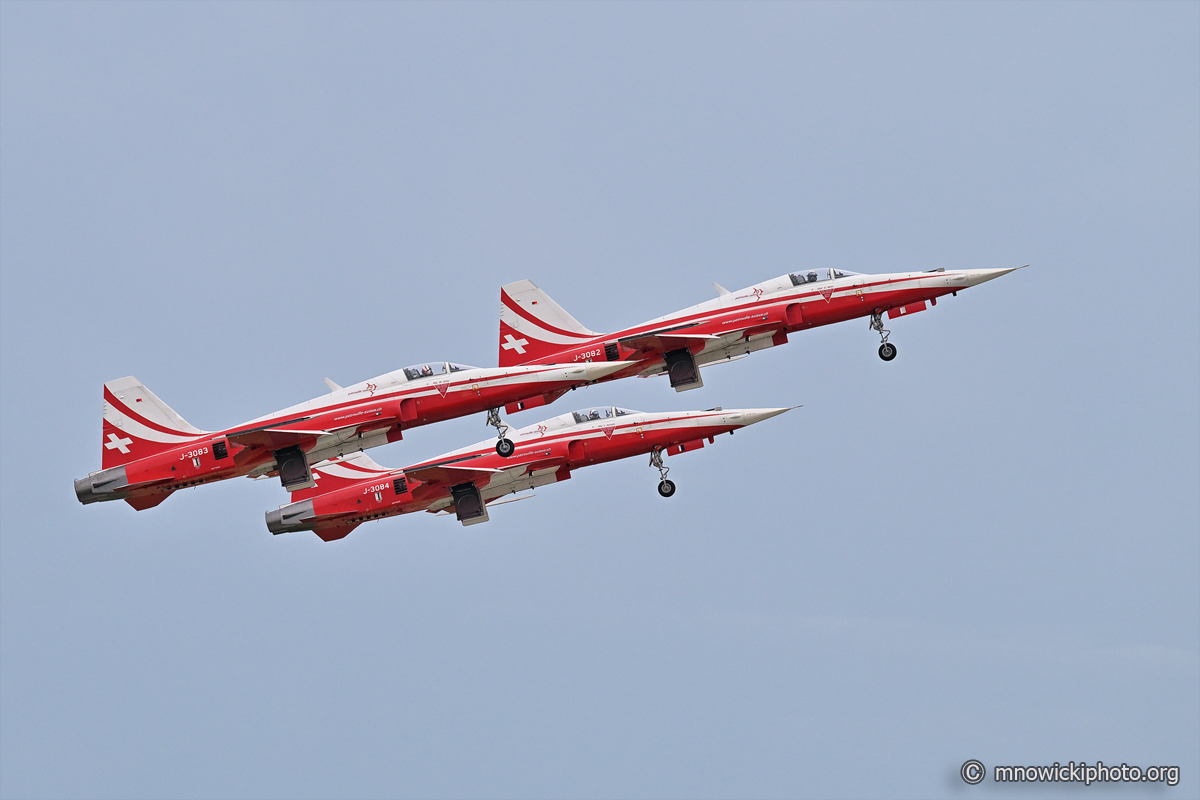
left=214, top=371, right=559, bottom=439
left=521, top=275, right=927, bottom=362
left=403, top=414, right=730, bottom=471
left=303, top=417, right=735, bottom=525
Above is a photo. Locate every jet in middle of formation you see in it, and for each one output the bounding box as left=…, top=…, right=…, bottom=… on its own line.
left=496, top=265, right=1019, bottom=401
left=74, top=359, right=630, bottom=510
left=266, top=404, right=792, bottom=541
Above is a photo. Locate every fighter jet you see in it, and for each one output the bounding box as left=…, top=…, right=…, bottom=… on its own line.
left=74, top=360, right=631, bottom=510
left=266, top=404, right=792, bottom=541
left=496, top=266, right=1020, bottom=398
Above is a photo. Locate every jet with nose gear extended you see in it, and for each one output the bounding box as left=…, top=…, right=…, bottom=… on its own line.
left=265, top=404, right=792, bottom=541
left=74, top=359, right=631, bottom=510
left=496, top=266, right=1021, bottom=397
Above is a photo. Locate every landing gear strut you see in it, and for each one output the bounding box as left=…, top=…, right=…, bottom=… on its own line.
left=487, top=407, right=515, bottom=457
left=650, top=448, right=676, bottom=497
left=870, top=311, right=897, bottom=361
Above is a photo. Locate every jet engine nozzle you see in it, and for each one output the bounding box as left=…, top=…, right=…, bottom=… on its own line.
left=74, top=466, right=130, bottom=505
left=265, top=499, right=317, bottom=534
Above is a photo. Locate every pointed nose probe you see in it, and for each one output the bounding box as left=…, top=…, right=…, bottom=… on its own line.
left=732, top=407, right=795, bottom=426
left=960, top=266, right=1021, bottom=287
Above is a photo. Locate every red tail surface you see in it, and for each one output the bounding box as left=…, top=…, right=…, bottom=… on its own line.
left=498, top=280, right=600, bottom=367
left=101, top=377, right=206, bottom=469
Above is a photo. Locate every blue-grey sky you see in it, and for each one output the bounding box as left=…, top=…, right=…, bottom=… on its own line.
left=2, top=3, right=1197, bottom=798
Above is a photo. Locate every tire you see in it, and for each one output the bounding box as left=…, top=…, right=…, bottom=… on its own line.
left=657, top=479, right=676, bottom=497
left=496, top=438, right=515, bottom=458
left=878, top=342, right=897, bottom=361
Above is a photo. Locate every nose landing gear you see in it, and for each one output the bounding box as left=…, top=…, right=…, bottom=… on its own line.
left=870, top=311, right=897, bottom=361
left=487, top=408, right=515, bottom=457
left=650, top=448, right=676, bottom=497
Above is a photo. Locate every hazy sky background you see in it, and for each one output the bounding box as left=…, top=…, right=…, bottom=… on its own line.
left=2, top=3, right=1197, bottom=798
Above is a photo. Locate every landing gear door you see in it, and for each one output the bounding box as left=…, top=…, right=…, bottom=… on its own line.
left=449, top=482, right=490, bottom=526
left=274, top=445, right=315, bottom=492
left=664, top=348, right=703, bottom=392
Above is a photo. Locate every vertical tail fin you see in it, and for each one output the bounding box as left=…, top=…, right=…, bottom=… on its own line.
left=498, top=279, right=601, bottom=367
left=101, top=376, right=206, bottom=469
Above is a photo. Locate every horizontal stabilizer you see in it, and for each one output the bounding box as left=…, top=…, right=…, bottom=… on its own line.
left=314, top=522, right=359, bottom=542
left=125, top=492, right=171, bottom=511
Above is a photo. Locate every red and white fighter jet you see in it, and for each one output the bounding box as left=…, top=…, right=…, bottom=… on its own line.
left=497, top=266, right=1020, bottom=397
left=75, top=360, right=630, bottom=510
left=266, top=404, right=791, bottom=541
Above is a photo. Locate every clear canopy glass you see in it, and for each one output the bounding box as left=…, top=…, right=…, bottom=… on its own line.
left=789, top=268, right=861, bottom=286
left=516, top=407, right=640, bottom=437
left=570, top=406, right=639, bottom=424
left=402, top=362, right=478, bottom=381
left=402, top=363, right=444, bottom=380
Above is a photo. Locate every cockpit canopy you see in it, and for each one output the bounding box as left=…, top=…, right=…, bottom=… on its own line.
left=518, top=406, right=641, bottom=436
left=789, top=268, right=861, bottom=286
left=570, top=406, right=638, bottom=424
left=401, top=362, right=477, bottom=381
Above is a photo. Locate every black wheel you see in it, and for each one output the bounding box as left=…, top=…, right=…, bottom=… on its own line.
left=878, top=342, right=897, bottom=361
left=496, top=438, right=515, bottom=458
left=657, top=479, right=676, bottom=497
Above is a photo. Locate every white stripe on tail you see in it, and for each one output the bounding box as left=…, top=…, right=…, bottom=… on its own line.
left=498, top=279, right=600, bottom=367
left=101, top=376, right=207, bottom=469
left=291, top=452, right=392, bottom=502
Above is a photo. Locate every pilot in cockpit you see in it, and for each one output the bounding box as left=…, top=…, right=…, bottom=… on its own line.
left=420, top=364, right=433, bottom=377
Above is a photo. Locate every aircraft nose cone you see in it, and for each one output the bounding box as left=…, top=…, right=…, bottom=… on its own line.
left=734, top=407, right=794, bottom=427
left=961, top=267, right=1020, bottom=287
left=578, top=361, right=632, bottom=381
